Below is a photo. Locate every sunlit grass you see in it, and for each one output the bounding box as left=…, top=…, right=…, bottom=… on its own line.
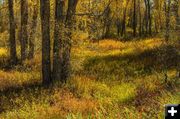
left=0, top=70, right=41, bottom=91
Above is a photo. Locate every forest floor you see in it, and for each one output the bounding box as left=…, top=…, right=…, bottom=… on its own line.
left=0, top=37, right=179, bottom=119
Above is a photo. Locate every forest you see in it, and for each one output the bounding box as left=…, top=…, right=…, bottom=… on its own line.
left=0, top=0, right=179, bottom=118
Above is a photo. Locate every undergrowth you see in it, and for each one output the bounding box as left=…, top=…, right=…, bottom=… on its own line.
left=0, top=38, right=179, bottom=119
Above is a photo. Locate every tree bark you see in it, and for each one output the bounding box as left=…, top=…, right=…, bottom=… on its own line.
left=8, top=0, right=17, bottom=64
left=20, top=0, right=28, bottom=61
left=144, top=0, right=148, bottom=34
left=40, top=0, right=51, bottom=85
left=121, top=0, right=130, bottom=36
left=28, top=3, right=38, bottom=59
left=52, top=0, right=65, bottom=81
left=104, top=6, right=111, bottom=38
left=61, top=0, right=78, bottom=81
left=147, top=0, right=152, bottom=35
left=138, top=0, right=142, bottom=36
left=133, top=0, right=137, bottom=37
left=174, top=0, right=179, bottom=30
left=164, top=0, right=171, bottom=81
left=165, top=0, right=171, bottom=42
left=116, top=18, right=121, bottom=36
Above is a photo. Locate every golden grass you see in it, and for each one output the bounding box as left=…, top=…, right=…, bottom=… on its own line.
left=0, top=37, right=179, bottom=119
left=0, top=70, right=41, bottom=91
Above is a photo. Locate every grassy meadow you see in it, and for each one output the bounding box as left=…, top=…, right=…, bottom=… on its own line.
left=0, top=35, right=179, bottom=119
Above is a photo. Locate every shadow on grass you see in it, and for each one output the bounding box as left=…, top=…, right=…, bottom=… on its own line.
left=83, top=44, right=179, bottom=80
left=0, top=81, right=55, bottom=114
left=0, top=57, right=21, bottom=71
left=0, top=57, right=35, bottom=72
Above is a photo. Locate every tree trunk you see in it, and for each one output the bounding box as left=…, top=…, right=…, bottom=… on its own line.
left=116, top=18, right=121, bottom=36
left=104, top=6, right=111, bottom=38
left=28, top=3, right=38, bottom=59
left=8, top=0, right=17, bottom=64
left=133, top=0, right=137, bottom=37
left=165, top=0, right=171, bottom=42
left=159, top=1, right=163, bottom=30
left=61, top=0, right=78, bottom=82
left=147, top=0, right=152, bottom=35
left=155, top=20, right=158, bottom=33
left=144, top=0, right=148, bottom=34
left=174, top=0, right=180, bottom=30
left=52, top=0, right=65, bottom=81
left=0, top=10, right=5, bottom=33
left=115, top=1, right=120, bottom=37
left=40, top=0, right=51, bottom=85
left=121, top=12, right=126, bottom=36
left=164, top=0, right=171, bottom=81
left=121, top=1, right=129, bottom=36
left=138, top=0, right=142, bottom=36
left=20, top=0, right=28, bottom=61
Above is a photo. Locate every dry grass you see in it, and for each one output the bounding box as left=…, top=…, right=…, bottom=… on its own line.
left=0, top=37, right=179, bottom=119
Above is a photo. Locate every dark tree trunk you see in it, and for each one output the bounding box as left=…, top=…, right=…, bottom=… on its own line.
left=155, top=20, right=158, bottom=33
left=144, top=0, right=148, bottom=34
left=28, top=3, right=38, bottom=59
left=52, top=0, right=65, bottom=81
left=164, top=0, right=171, bottom=81
left=155, top=0, right=162, bottom=32
left=165, top=0, right=171, bottom=42
left=174, top=0, right=180, bottom=30
left=61, top=0, right=78, bottom=81
left=147, top=0, right=152, bottom=35
left=104, top=6, right=111, bottom=38
left=20, top=0, right=28, bottom=61
left=40, top=0, right=51, bottom=85
left=115, top=1, right=121, bottom=37
left=138, top=0, right=142, bottom=36
left=0, top=10, right=5, bottom=33
left=116, top=18, right=121, bottom=36
left=121, top=12, right=126, bottom=36
left=133, top=0, right=137, bottom=37
left=142, top=17, right=145, bottom=34
left=121, top=0, right=130, bottom=36
left=8, top=0, right=17, bottom=64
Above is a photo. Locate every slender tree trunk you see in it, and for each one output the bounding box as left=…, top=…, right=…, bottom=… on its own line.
left=147, top=0, right=152, bottom=35
left=133, top=0, right=137, bottom=37
left=165, top=0, right=171, bottom=42
left=142, top=18, right=145, bottom=34
left=121, top=12, right=126, bottom=36
left=116, top=18, right=121, bottom=36
left=104, top=6, right=111, bottom=38
left=61, top=0, right=78, bottom=81
left=163, top=0, right=171, bottom=82
left=144, top=0, right=148, bottom=34
left=138, top=0, right=142, bottom=36
left=52, top=0, right=65, bottom=81
left=105, top=23, right=110, bottom=38
left=174, top=0, right=180, bottom=30
left=40, top=0, right=51, bottom=85
left=155, top=21, right=158, bottom=33
left=20, top=0, right=28, bottom=62
left=121, top=0, right=130, bottom=36
left=28, top=4, right=38, bottom=59
left=0, top=10, right=2, bottom=32
left=0, top=10, right=5, bottom=33
left=115, top=1, right=120, bottom=37
left=8, top=0, right=17, bottom=64
left=159, top=1, right=163, bottom=31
